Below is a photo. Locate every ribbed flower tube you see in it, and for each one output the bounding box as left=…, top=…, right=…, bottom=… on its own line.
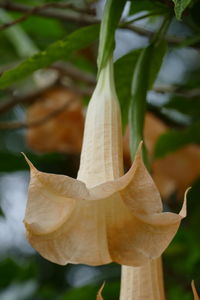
left=77, top=58, right=123, bottom=186
left=120, top=257, right=165, bottom=300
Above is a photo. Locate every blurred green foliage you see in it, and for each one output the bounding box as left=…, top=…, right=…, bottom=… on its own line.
left=154, top=121, right=200, bottom=157
left=0, top=24, right=99, bottom=89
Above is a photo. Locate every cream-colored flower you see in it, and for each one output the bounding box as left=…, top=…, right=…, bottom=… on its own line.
left=23, top=59, right=186, bottom=266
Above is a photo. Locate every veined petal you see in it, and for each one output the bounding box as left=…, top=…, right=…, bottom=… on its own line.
left=23, top=154, right=87, bottom=235
left=23, top=145, right=187, bottom=266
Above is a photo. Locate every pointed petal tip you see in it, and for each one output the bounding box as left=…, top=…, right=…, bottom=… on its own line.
left=133, top=141, right=146, bottom=167
left=23, top=220, right=35, bottom=235
left=135, top=141, right=143, bottom=156
left=97, top=282, right=105, bottom=300
left=21, top=152, right=37, bottom=172
left=179, top=187, right=191, bottom=218
left=192, top=280, right=200, bottom=300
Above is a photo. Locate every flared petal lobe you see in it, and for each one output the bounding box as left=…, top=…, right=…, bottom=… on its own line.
left=24, top=146, right=186, bottom=266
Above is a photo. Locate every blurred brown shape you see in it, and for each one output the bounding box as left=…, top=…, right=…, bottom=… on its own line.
left=124, top=113, right=200, bottom=198
left=26, top=87, right=84, bottom=153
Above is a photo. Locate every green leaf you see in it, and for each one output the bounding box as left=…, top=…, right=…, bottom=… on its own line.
left=0, top=258, right=37, bottom=288
left=0, top=24, right=99, bottom=89
left=115, top=48, right=142, bottom=127
left=59, top=285, right=98, bottom=300
left=97, top=0, right=127, bottom=72
left=128, top=20, right=168, bottom=163
left=0, top=152, right=65, bottom=173
left=178, top=33, right=200, bottom=47
left=114, top=40, right=167, bottom=127
left=148, top=39, right=167, bottom=88
left=129, top=46, right=153, bottom=164
left=0, top=9, right=38, bottom=58
left=130, top=0, right=166, bottom=15
left=154, top=121, right=200, bottom=158
left=171, top=0, right=193, bottom=20
left=164, top=96, right=200, bottom=117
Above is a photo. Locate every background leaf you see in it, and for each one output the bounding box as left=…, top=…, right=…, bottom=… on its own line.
left=0, top=24, right=99, bottom=89
left=115, top=40, right=167, bottom=127
left=164, top=96, right=200, bottom=118
left=115, top=48, right=142, bottom=127
left=154, top=121, right=200, bottom=157
left=171, top=0, right=193, bottom=20
left=129, top=0, right=167, bottom=15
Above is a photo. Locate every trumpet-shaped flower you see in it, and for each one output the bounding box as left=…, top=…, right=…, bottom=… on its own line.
left=23, top=59, right=186, bottom=267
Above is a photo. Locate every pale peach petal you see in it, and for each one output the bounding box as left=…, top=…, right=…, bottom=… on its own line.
left=23, top=154, right=87, bottom=235
left=96, top=283, right=105, bottom=300
left=192, top=281, right=200, bottom=300
left=111, top=147, right=186, bottom=265
left=118, top=143, right=162, bottom=214
left=23, top=145, right=187, bottom=266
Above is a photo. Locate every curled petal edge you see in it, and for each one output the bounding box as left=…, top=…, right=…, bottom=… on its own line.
left=22, top=146, right=188, bottom=266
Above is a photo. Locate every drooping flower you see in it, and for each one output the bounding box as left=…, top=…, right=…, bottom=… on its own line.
left=23, top=58, right=186, bottom=267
